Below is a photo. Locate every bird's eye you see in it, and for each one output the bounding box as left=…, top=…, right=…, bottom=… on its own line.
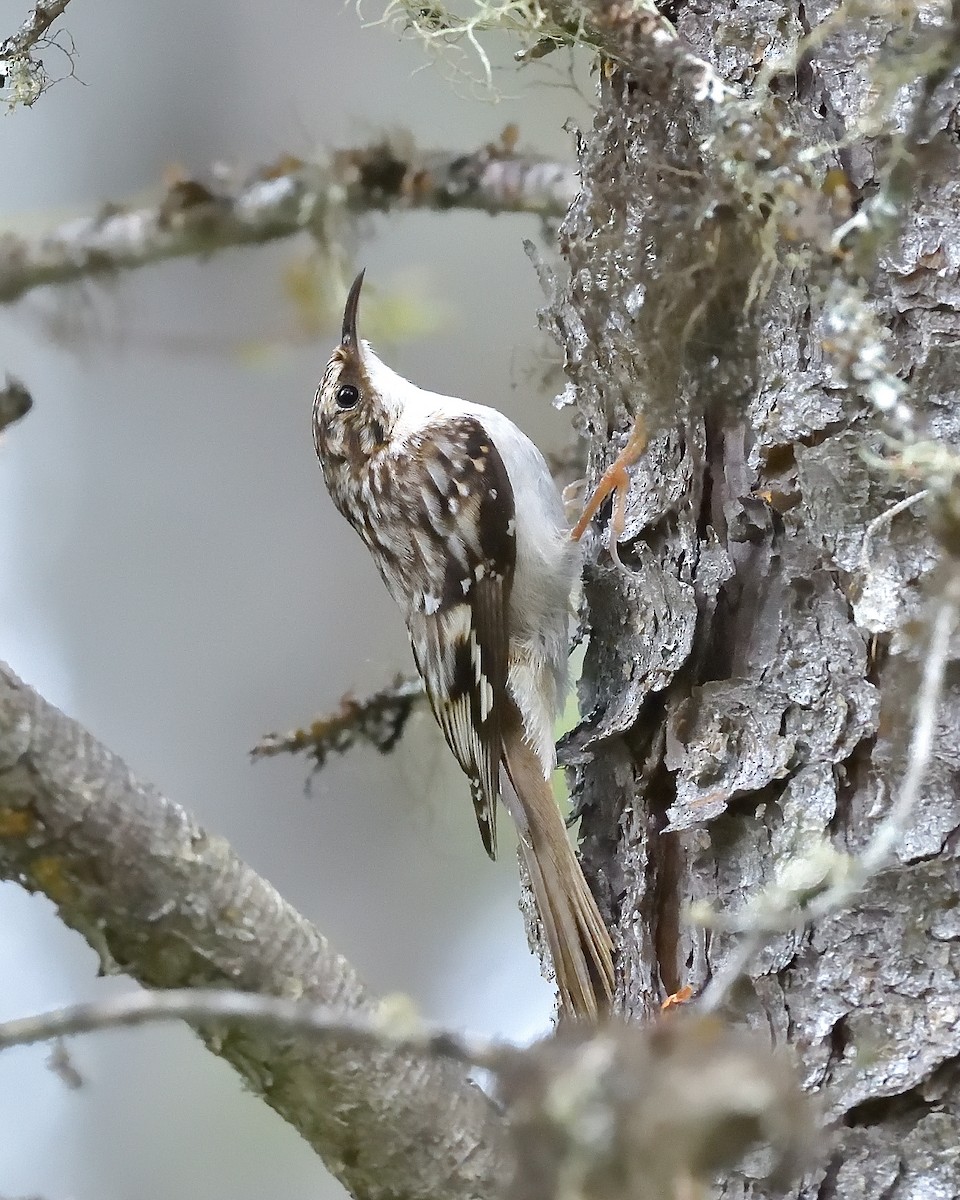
left=336, top=384, right=360, bottom=410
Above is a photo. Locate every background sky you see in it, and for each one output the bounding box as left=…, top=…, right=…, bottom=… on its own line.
left=0, top=3, right=593, bottom=1198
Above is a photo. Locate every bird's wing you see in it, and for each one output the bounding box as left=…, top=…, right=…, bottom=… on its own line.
left=401, top=415, right=516, bottom=859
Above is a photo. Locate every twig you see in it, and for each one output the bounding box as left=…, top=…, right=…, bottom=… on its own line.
left=857, top=590, right=957, bottom=874
left=0, top=0, right=72, bottom=106
left=0, top=0, right=70, bottom=62
left=252, top=674, right=425, bottom=770
left=859, top=489, right=930, bottom=573
left=0, top=661, right=509, bottom=1200
left=0, top=140, right=578, bottom=304
left=0, top=986, right=488, bottom=1069
left=698, top=928, right=769, bottom=1014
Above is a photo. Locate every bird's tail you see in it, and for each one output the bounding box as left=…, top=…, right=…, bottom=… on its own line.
left=502, top=706, right=614, bottom=1020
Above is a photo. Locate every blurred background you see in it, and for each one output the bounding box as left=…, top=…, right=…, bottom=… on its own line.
left=0, top=3, right=591, bottom=1198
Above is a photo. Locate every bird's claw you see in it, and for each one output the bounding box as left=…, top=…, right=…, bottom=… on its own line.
left=570, top=417, right=648, bottom=565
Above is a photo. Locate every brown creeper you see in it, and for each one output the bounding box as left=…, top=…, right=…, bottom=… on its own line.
left=313, top=271, right=614, bottom=1019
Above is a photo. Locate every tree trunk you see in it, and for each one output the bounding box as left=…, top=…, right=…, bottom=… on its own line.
left=549, top=3, right=960, bottom=1196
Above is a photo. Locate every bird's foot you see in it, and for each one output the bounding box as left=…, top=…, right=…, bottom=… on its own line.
left=570, top=417, right=647, bottom=565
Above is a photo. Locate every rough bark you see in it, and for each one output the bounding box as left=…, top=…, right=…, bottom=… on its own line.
left=547, top=1, right=960, bottom=1196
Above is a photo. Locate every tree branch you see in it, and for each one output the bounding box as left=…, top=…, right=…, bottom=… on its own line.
left=0, top=661, right=509, bottom=1200
left=0, top=0, right=71, bottom=62
left=252, top=674, right=425, bottom=771
left=0, top=0, right=73, bottom=106
left=0, top=139, right=578, bottom=304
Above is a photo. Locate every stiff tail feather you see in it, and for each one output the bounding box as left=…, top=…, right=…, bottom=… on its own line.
left=501, top=706, right=614, bottom=1020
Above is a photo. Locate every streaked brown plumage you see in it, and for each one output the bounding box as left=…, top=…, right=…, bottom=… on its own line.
left=312, top=270, right=614, bottom=1018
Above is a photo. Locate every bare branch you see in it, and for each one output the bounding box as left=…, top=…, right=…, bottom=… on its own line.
left=859, top=489, right=931, bottom=574
left=0, top=139, right=578, bottom=304
left=858, top=588, right=958, bottom=874
left=0, top=0, right=70, bottom=61
left=252, top=674, right=425, bottom=770
left=0, top=0, right=73, bottom=106
left=0, top=661, right=509, bottom=1200
left=0, top=986, right=487, bottom=1069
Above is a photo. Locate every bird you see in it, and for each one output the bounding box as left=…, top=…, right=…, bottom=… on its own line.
left=312, top=270, right=614, bottom=1019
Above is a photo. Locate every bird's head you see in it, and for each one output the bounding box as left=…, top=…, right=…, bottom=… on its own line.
left=313, top=269, right=396, bottom=470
